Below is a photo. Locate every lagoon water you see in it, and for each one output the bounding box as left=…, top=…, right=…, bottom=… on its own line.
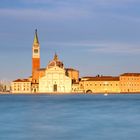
left=0, top=94, right=140, bottom=140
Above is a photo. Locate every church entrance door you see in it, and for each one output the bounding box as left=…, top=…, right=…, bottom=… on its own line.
left=53, top=84, right=57, bottom=92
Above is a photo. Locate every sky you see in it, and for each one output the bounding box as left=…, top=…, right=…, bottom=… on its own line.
left=1, top=0, right=140, bottom=81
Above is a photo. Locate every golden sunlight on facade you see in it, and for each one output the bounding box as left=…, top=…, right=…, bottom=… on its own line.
left=11, top=79, right=31, bottom=93
left=11, top=30, right=140, bottom=94
left=39, top=54, right=72, bottom=93
left=120, top=73, right=140, bottom=93
left=79, top=76, right=120, bottom=93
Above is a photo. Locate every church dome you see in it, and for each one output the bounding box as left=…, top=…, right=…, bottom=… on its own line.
left=47, top=53, right=64, bottom=69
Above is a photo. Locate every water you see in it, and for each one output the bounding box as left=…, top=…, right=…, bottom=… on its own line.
left=0, top=94, right=140, bottom=140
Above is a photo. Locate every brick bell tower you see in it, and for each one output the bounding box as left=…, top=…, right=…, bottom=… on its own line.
left=32, top=29, right=40, bottom=81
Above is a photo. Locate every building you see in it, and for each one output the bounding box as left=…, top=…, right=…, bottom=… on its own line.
left=11, top=79, right=31, bottom=93
left=120, top=73, right=140, bottom=93
left=39, top=54, right=72, bottom=93
left=11, top=30, right=140, bottom=94
left=11, top=30, right=78, bottom=93
left=31, top=29, right=41, bottom=92
left=0, top=80, right=11, bottom=92
left=79, top=76, right=120, bottom=93
left=65, top=68, right=79, bottom=83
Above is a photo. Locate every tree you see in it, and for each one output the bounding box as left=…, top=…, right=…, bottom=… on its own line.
left=0, top=83, right=3, bottom=92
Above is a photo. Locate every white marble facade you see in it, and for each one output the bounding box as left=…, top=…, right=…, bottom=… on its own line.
left=39, top=55, right=72, bottom=93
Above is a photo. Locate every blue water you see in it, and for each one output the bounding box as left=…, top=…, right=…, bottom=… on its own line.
left=0, top=94, right=140, bottom=140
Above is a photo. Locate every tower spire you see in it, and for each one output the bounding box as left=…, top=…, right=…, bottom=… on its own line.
left=54, top=53, right=59, bottom=61
left=33, top=29, right=39, bottom=44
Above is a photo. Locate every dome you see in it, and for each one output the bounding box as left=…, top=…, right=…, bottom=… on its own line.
left=47, top=54, right=64, bottom=69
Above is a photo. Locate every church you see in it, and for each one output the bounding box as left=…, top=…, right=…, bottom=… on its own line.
left=11, top=30, right=140, bottom=94
left=11, top=30, right=79, bottom=93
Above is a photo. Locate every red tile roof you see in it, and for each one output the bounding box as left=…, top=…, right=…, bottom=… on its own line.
left=82, top=76, right=119, bottom=81
left=120, top=73, right=140, bottom=76
left=13, top=79, right=30, bottom=82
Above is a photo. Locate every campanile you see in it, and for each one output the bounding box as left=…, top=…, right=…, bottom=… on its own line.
left=32, top=29, right=40, bottom=77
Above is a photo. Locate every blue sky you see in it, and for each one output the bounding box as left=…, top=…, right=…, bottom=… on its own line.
left=1, top=0, right=140, bottom=81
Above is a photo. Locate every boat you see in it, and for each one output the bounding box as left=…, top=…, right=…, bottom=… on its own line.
left=104, top=93, right=108, bottom=96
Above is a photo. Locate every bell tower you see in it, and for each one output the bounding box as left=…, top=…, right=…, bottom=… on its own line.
left=32, top=29, right=40, bottom=77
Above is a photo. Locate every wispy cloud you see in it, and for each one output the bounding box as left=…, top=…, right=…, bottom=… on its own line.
left=0, top=0, right=139, bottom=23
left=93, top=0, right=139, bottom=5
left=21, top=0, right=139, bottom=5
left=110, top=13, right=140, bottom=23
left=87, top=43, right=140, bottom=54
left=46, top=41, right=140, bottom=54
left=0, top=7, right=89, bottom=20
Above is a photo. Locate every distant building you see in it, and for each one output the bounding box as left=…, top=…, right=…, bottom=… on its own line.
left=11, top=30, right=140, bottom=94
left=120, top=73, right=140, bottom=93
left=11, top=79, right=31, bottom=93
left=0, top=80, right=11, bottom=92
left=79, top=76, right=120, bottom=93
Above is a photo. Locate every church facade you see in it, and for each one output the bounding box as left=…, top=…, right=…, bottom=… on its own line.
left=39, top=54, right=72, bottom=93
left=11, top=30, right=140, bottom=94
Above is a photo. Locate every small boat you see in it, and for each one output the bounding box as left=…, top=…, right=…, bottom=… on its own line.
left=104, top=93, right=108, bottom=96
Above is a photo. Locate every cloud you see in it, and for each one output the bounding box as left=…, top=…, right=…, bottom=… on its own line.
left=0, top=0, right=139, bottom=22
left=46, top=41, right=140, bottom=54
left=21, top=0, right=138, bottom=5
left=88, top=43, right=140, bottom=54
left=21, top=0, right=72, bottom=5
left=0, top=7, right=89, bottom=21
left=93, top=0, right=139, bottom=5
left=3, top=39, right=139, bottom=55
left=111, top=14, right=140, bottom=23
